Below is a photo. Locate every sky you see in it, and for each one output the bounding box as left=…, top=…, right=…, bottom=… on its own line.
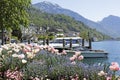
left=31, top=0, right=120, bottom=22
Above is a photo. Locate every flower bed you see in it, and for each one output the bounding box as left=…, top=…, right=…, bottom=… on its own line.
left=0, top=43, right=120, bottom=80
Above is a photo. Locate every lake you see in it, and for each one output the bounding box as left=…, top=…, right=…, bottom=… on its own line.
left=83, top=41, right=120, bottom=65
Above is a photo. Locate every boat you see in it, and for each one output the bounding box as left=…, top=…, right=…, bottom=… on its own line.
left=49, top=37, right=108, bottom=58
left=65, top=50, right=108, bottom=58
left=49, top=37, right=83, bottom=49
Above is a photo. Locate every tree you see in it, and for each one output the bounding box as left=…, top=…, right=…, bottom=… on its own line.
left=80, top=30, right=89, bottom=47
left=12, top=28, right=22, bottom=40
left=0, top=0, right=31, bottom=45
left=80, top=30, right=89, bottom=40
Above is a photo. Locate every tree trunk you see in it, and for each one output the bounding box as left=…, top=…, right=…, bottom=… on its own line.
left=46, top=38, right=49, bottom=45
left=43, top=39, right=45, bottom=45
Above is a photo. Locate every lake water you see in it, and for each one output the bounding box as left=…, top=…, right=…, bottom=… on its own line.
left=83, top=41, right=120, bottom=65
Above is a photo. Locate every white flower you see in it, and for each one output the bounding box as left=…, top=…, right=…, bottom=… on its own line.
left=13, top=48, right=20, bottom=53
left=83, top=78, right=87, bottom=80
left=22, top=59, right=27, bottom=64
left=75, top=51, right=81, bottom=56
left=54, top=49, right=59, bottom=54
left=71, top=61, right=76, bottom=65
left=18, top=54, right=25, bottom=59
left=8, top=50, right=12, bottom=54
left=26, top=52, right=35, bottom=59
left=12, top=54, right=18, bottom=57
left=98, top=70, right=107, bottom=76
left=0, top=48, right=3, bottom=55
left=1, top=45, right=9, bottom=50
left=56, top=53, right=61, bottom=55
left=33, top=49, right=40, bottom=53
left=18, top=43, right=25, bottom=48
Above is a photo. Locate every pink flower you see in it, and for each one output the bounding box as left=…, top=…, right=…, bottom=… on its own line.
left=26, top=44, right=32, bottom=48
left=62, top=50, right=67, bottom=55
left=78, top=55, right=84, bottom=60
left=54, top=49, right=59, bottom=54
left=109, top=62, right=120, bottom=71
left=5, top=69, right=23, bottom=80
left=22, top=48, right=30, bottom=53
left=47, top=47, right=52, bottom=52
left=70, top=57, right=75, bottom=61
left=51, top=47, right=56, bottom=53
left=111, top=62, right=119, bottom=67
left=109, top=66, right=119, bottom=71
left=73, top=55, right=77, bottom=59
left=106, top=76, right=112, bottom=80
left=34, top=45, right=41, bottom=49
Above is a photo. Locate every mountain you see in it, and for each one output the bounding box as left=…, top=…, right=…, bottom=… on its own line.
left=33, top=1, right=87, bottom=22
left=29, top=7, right=110, bottom=40
left=32, top=1, right=119, bottom=38
left=98, top=15, right=120, bottom=38
left=33, top=1, right=99, bottom=28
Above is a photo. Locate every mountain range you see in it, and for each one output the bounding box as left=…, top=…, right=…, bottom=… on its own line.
left=33, top=1, right=120, bottom=38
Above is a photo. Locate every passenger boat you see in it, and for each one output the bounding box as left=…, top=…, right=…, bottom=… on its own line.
left=49, top=37, right=82, bottom=48
left=49, top=37, right=108, bottom=58
left=65, top=50, right=108, bottom=58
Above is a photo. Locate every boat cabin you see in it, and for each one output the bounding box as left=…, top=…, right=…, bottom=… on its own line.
left=49, top=37, right=82, bottom=48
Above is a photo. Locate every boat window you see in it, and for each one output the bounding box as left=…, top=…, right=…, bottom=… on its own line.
left=52, top=38, right=82, bottom=44
left=72, top=39, right=80, bottom=44
left=54, top=39, right=63, bottom=43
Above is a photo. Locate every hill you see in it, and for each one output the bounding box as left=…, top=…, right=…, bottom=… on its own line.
left=32, top=1, right=120, bottom=38
left=98, top=15, right=120, bottom=38
left=28, top=7, right=110, bottom=40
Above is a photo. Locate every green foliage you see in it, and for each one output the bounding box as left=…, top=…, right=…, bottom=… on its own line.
left=38, top=34, right=54, bottom=40
left=0, top=0, right=31, bottom=44
left=11, top=36, right=18, bottom=40
left=0, top=0, right=31, bottom=29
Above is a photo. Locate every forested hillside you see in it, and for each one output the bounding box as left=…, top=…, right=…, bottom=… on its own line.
left=32, top=2, right=112, bottom=38
left=29, top=7, right=110, bottom=40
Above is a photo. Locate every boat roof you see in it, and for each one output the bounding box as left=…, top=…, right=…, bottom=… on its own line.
left=55, top=37, right=82, bottom=40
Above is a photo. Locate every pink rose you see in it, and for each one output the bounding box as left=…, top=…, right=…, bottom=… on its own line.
left=78, top=55, right=84, bottom=60
left=70, top=57, right=75, bottom=61
left=109, top=62, right=120, bottom=71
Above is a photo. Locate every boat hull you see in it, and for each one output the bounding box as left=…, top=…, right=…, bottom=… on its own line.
left=66, top=50, right=108, bottom=58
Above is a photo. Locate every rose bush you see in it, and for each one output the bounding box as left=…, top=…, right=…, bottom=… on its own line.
left=0, top=43, right=120, bottom=80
